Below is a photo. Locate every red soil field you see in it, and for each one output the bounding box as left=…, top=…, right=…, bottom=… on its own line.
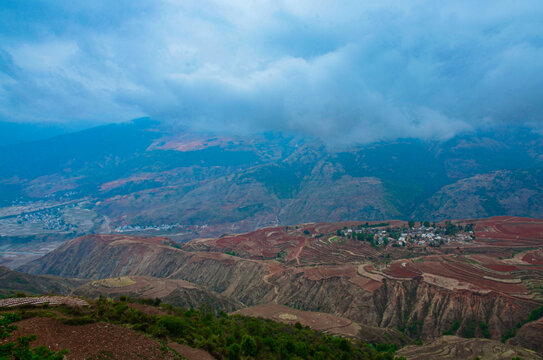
left=302, top=264, right=357, bottom=281
left=486, top=264, right=519, bottom=272
left=1, top=317, right=179, bottom=360
left=474, top=217, right=543, bottom=246
left=410, top=256, right=527, bottom=294
left=385, top=261, right=421, bottom=278
left=186, top=221, right=384, bottom=264
left=522, top=250, right=543, bottom=265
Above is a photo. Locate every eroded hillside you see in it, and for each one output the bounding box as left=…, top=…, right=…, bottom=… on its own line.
left=19, top=217, right=543, bottom=352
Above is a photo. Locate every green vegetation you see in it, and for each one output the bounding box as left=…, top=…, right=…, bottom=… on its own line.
left=1, top=312, right=67, bottom=359
left=386, top=228, right=400, bottom=240
left=443, top=319, right=489, bottom=339
left=479, top=322, right=490, bottom=339
left=443, top=320, right=460, bottom=336
left=354, top=232, right=374, bottom=242
left=0, top=313, right=20, bottom=339
left=501, top=305, right=543, bottom=342
left=1, top=335, right=67, bottom=360
left=1, top=298, right=405, bottom=360
left=462, top=321, right=489, bottom=339
left=442, top=221, right=463, bottom=236
left=526, top=305, right=543, bottom=323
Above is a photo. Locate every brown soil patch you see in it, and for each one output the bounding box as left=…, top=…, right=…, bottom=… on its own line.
left=233, top=303, right=361, bottom=338
left=1, top=317, right=178, bottom=360
left=83, top=276, right=197, bottom=298
left=507, top=318, right=543, bottom=354
left=168, top=342, right=215, bottom=360
left=348, top=276, right=382, bottom=292
left=303, top=264, right=355, bottom=281
left=398, top=335, right=542, bottom=360
left=385, top=261, right=421, bottom=278
left=128, top=302, right=168, bottom=316
left=523, top=250, right=543, bottom=265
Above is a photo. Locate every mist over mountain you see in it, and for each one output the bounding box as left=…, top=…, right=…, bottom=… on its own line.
left=0, top=121, right=71, bottom=146
left=2, top=1, right=543, bottom=144
left=0, top=119, right=541, bottom=245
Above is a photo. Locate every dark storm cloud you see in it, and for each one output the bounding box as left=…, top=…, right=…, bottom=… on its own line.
left=1, top=0, right=542, bottom=142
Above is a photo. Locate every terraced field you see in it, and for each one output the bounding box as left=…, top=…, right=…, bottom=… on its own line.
left=16, top=216, right=543, bottom=357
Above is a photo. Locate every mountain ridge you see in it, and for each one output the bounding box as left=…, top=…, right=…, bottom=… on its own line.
left=2, top=120, right=542, bottom=248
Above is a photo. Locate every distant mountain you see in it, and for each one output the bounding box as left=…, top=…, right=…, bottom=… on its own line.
left=0, top=266, right=84, bottom=297
left=414, top=168, right=543, bottom=220
left=0, top=121, right=68, bottom=147
left=0, top=119, right=542, bottom=241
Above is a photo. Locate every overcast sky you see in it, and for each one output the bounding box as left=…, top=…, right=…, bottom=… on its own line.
left=1, top=0, right=542, bottom=143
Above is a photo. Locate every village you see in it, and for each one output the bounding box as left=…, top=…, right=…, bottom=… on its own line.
left=338, top=221, right=475, bottom=248
left=15, top=208, right=71, bottom=232
left=114, top=223, right=209, bottom=233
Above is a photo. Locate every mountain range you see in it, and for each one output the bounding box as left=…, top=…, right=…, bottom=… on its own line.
left=1, top=119, right=542, bottom=244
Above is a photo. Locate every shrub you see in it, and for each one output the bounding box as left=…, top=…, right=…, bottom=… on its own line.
left=157, top=316, right=187, bottom=338
left=241, top=335, right=257, bottom=356
left=227, top=343, right=241, bottom=360
left=0, top=335, right=67, bottom=359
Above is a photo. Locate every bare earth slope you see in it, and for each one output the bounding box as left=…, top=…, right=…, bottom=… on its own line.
left=19, top=218, right=543, bottom=347
left=72, top=275, right=242, bottom=311
left=233, top=303, right=410, bottom=345
left=397, top=335, right=542, bottom=360
left=507, top=318, right=543, bottom=354
left=0, top=317, right=179, bottom=360
left=0, top=266, right=85, bottom=297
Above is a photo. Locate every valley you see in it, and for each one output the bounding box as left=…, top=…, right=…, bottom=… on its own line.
left=5, top=216, right=542, bottom=359
left=1, top=121, right=543, bottom=270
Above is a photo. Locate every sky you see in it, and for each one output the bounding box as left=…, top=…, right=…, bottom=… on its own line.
left=1, top=0, right=543, bottom=143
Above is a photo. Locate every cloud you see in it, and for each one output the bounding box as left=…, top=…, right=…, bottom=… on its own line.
left=0, top=0, right=542, bottom=143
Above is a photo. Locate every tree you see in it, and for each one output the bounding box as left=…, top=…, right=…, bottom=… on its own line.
left=227, top=343, right=241, bottom=360
left=0, top=335, right=67, bottom=360
left=241, top=335, right=257, bottom=356
left=157, top=316, right=186, bottom=337
left=408, top=220, right=415, bottom=228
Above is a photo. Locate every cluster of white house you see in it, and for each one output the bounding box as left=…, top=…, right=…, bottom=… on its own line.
left=398, top=227, right=474, bottom=247
left=344, top=226, right=474, bottom=247
left=114, top=223, right=209, bottom=233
